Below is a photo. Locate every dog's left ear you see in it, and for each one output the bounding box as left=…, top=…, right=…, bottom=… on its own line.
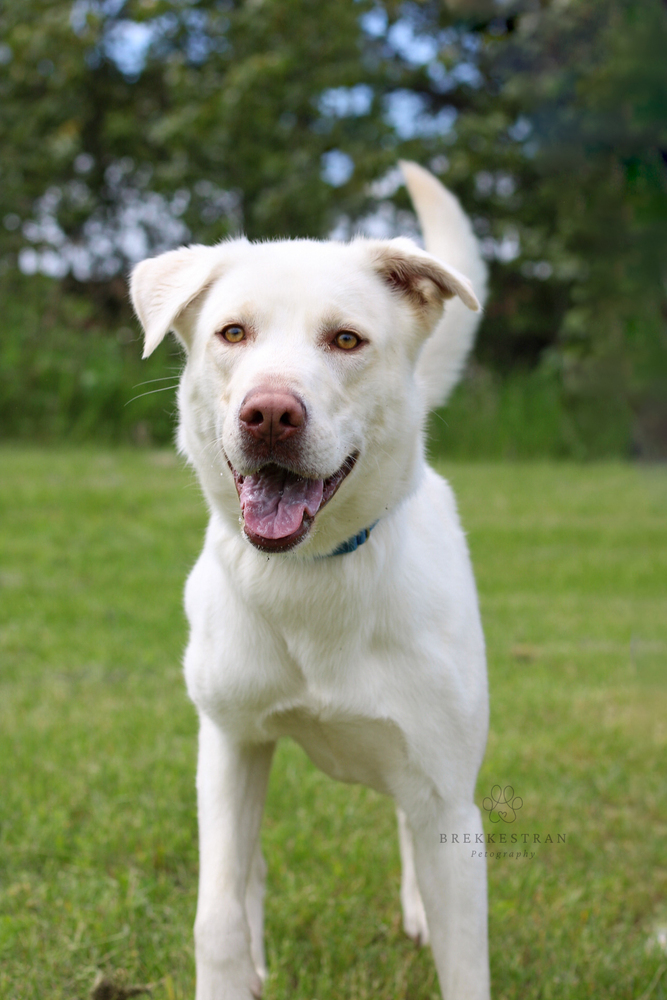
left=366, top=237, right=480, bottom=327
left=130, top=244, right=228, bottom=358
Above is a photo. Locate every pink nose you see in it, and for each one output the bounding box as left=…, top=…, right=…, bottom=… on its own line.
left=239, top=388, right=306, bottom=445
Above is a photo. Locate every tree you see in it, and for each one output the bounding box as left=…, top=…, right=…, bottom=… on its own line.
left=1, top=0, right=665, bottom=453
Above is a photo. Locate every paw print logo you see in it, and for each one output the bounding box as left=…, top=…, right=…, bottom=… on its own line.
left=483, top=785, right=523, bottom=824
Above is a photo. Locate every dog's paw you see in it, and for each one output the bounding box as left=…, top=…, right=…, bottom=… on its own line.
left=195, top=958, right=263, bottom=1000
left=402, top=891, right=430, bottom=946
left=253, top=962, right=267, bottom=988
left=250, top=969, right=263, bottom=999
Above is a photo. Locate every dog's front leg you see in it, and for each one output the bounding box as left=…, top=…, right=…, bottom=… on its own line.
left=195, top=713, right=274, bottom=1000
left=407, top=800, right=490, bottom=1000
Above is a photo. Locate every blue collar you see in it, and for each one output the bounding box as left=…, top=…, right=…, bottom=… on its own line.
left=327, top=521, right=378, bottom=557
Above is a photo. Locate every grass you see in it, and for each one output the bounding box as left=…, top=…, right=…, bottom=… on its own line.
left=0, top=448, right=665, bottom=1000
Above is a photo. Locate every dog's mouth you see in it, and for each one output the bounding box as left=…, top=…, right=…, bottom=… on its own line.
left=228, top=454, right=358, bottom=553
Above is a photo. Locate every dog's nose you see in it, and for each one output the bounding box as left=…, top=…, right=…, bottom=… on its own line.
left=239, top=388, right=306, bottom=445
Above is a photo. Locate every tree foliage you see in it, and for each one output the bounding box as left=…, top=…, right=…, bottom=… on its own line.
left=0, top=0, right=665, bottom=453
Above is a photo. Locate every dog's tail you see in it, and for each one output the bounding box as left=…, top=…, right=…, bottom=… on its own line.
left=400, top=161, right=488, bottom=410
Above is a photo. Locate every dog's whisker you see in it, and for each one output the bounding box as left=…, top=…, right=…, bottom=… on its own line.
left=375, top=444, right=403, bottom=474
left=131, top=376, right=182, bottom=389
left=124, top=385, right=180, bottom=406
left=199, top=437, right=224, bottom=463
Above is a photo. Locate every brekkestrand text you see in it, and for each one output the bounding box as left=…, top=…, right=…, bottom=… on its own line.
left=440, top=833, right=566, bottom=844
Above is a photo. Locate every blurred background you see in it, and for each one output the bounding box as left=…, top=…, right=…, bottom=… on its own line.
left=1, top=0, right=665, bottom=458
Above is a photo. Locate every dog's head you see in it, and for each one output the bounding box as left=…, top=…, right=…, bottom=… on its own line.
left=131, top=236, right=479, bottom=556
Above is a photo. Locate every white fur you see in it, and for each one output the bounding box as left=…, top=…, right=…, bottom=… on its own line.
left=402, top=161, right=489, bottom=407
left=130, top=162, right=490, bottom=1000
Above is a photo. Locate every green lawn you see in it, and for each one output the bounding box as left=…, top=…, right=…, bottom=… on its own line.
left=1, top=449, right=665, bottom=1000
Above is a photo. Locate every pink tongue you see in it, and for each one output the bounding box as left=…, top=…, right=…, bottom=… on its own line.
left=239, top=466, right=324, bottom=540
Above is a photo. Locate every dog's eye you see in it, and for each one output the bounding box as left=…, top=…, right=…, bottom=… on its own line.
left=218, top=324, right=246, bottom=344
left=333, top=331, right=361, bottom=351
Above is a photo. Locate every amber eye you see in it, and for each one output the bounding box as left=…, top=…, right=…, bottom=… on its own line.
left=333, top=331, right=361, bottom=351
left=219, top=324, right=246, bottom=344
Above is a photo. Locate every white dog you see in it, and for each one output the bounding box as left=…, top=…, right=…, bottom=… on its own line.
left=131, top=161, right=490, bottom=1000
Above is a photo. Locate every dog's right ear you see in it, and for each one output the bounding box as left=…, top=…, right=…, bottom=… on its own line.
left=130, top=245, right=226, bottom=358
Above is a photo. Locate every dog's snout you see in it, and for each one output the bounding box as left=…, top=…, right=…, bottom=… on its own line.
left=239, top=388, right=306, bottom=445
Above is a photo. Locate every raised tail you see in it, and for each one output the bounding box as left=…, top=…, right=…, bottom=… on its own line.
left=400, top=161, right=488, bottom=409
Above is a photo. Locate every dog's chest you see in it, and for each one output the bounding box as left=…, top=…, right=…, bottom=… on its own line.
left=189, top=637, right=412, bottom=794
left=191, top=621, right=411, bottom=774
left=185, top=559, right=418, bottom=792
left=182, top=525, right=460, bottom=793
left=261, top=703, right=407, bottom=794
